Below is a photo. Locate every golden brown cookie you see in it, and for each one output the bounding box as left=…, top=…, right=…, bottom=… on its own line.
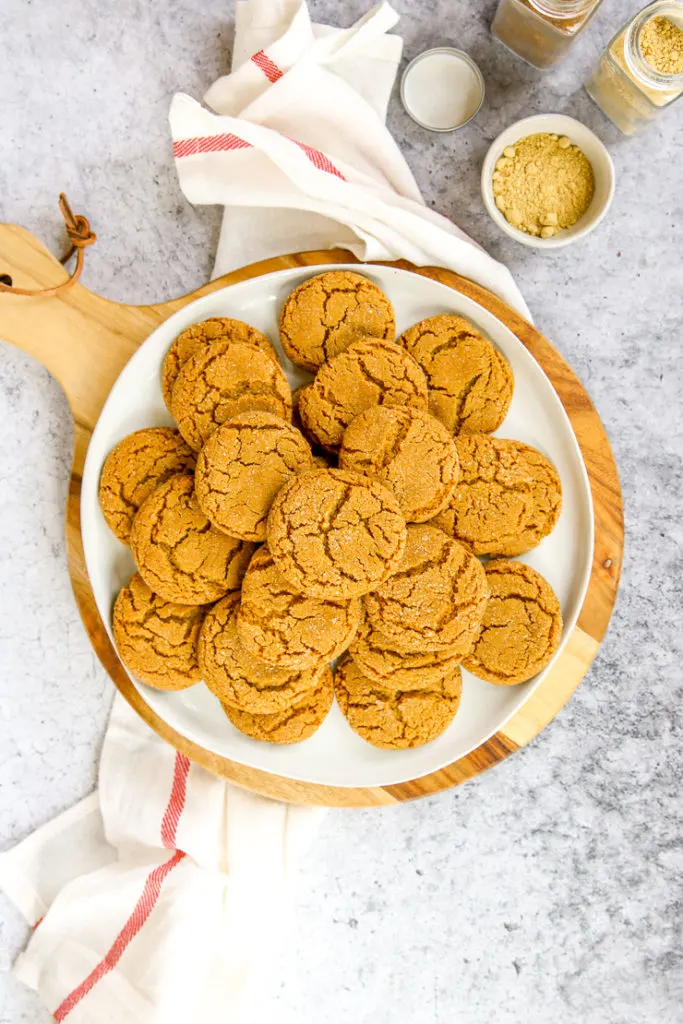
left=267, top=468, right=407, bottom=599
left=161, top=318, right=276, bottom=411
left=98, top=428, right=196, bottom=545
left=364, top=523, right=489, bottom=654
left=198, top=594, right=327, bottom=714
left=294, top=389, right=337, bottom=469
left=291, top=384, right=308, bottom=433
left=334, top=655, right=462, bottom=749
left=171, top=339, right=292, bottom=451
left=222, top=665, right=334, bottom=744
left=298, top=339, right=428, bottom=452
left=431, top=435, right=562, bottom=556
left=195, top=411, right=312, bottom=542
left=349, top=619, right=463, bottom=690
left=462, top=560, right=562, bottom=685
left=398, top=314, right=513, bottom=435
left=112, top=573, right=206, bottom=690
left=236, top=546, right=362, bottom=669
left=279, top=271, right=395, bottom=373
left=339, top=406, right=459, bottom=522
left=130, top=473, right=254, bottom=604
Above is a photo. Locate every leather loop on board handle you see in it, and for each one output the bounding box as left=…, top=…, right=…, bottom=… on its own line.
left=0, top=195, right=96, bottom=298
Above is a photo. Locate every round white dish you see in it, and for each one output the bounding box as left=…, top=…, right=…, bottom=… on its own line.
left=81, top=264, right=594, bottom=788
left=481, top=114, right=615, bottom=250
left=400, top=47, right=485, bottom=132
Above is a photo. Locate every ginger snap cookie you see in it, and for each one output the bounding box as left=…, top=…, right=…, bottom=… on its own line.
left=431, top=435, right=562, bottom=556
left=398, top=314, right=513, bottom=435
left=112, top=573, right=206, bottom=690
left=161, top=317, right=276, bottom=411
left=223, top=665, right=334, bottom=744
left=99, top=427, right=196, bottom=545
left=462, top=560, right=562, bottom=685
left=364, top=523, right=489, bottom=654
left=130, top=473, right=254, bottom=604
left=195, top=411, right=312, bottom=542
left=267, top=468, right=407, bottom=599
left=279, top=271, right=395, bottom=373
left=171, top=339, right=292, bottom=451
left=339, top=405, right=459, bottom=522
left=334, top=654, right=462, bottom=749
left=198, top=594, right=327, bottom=715
left=291, top=384, right=308, bottom=434
left=237, top=546, right=363, bottom=669
left=294, top=391, right=336, bottom=468
left=298, top=338, right=428, bottom=452
left=349, top=619, right=463, bottom=690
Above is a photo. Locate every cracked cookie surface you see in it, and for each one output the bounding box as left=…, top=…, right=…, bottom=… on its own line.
left=198, top=594, right=327, bottom=714
left=223, top=665, right=334, bottom=744
left=195, top=411, right=312, bottom=542
left=171, top=339, right=292, bottom=451
left=431, top=435, right=562, bottom=556
left=398, top=314, right=513, bottom=435
left=334, top=654, right=462, bottom=749
left=112, top=573, right=206, bottom=690
left=462, top=560, right=562, bottom=685
left=298, top=338, right=428, bottom=451
left=130, top=473, right=254, bottom=604
left=339, top=405, right=459, bottom=522
left=162, top=317, right=276, bottom=411
left=99, top=427, right=196, bottom=545
left=237, top=546, right=363, bottom=669
left=267, top=468, right=407, bottom=599
left=279, top=271, right=395, bottom=372
left=349, top=619, right=463, bottom=689
left=364, top=523, right=489, bottom=653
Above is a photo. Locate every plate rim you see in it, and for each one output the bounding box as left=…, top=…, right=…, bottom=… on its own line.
left=81, top=260, right=596, bottom=790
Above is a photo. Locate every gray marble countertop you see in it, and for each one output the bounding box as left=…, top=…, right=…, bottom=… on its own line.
left=1, top=1, right=682, bottom=1022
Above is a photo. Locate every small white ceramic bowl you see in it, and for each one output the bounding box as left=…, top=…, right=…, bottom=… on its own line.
left=481, top=114, right=615, bottom=249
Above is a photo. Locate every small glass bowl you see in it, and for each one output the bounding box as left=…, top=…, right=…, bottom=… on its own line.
left=401, top=47, right=485, bottom=132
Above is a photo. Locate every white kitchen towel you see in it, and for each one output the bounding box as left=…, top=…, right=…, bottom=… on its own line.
left=170, top=0, right=529, bottom=317
left=0, top=694, right=324, bottom=1023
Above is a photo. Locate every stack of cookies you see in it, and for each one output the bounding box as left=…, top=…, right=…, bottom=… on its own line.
left=100, top=270, right=564, bottom=750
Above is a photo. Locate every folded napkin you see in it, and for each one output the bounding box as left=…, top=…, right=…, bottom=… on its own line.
left=0, top=695, right=322, bottom=1022
left=1, top=2, right=528, bottom=1021
left=170, top=0, right=528, bottom=317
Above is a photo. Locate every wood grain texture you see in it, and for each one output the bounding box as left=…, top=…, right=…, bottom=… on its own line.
left=0, top=225, right=624, bottom=807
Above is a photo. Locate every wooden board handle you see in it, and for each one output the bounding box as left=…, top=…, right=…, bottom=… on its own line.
left=0, top=228, right=365, bottom=468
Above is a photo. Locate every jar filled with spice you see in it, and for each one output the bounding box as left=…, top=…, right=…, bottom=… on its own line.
left=491, top=0, right=605, bottom=69
left=585, top=1, right=683, bottom=134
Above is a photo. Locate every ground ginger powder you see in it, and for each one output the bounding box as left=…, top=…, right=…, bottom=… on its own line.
left=492, top=132, right=595, bottom=239
left=640, top=16, right=683, bottom=75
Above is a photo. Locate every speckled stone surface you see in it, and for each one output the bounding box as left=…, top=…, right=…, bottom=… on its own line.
left=1, top=1, right=682, bottom=1022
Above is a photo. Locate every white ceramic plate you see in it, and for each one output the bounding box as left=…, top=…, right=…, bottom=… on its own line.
left=81, top=265, right=593, bottom=788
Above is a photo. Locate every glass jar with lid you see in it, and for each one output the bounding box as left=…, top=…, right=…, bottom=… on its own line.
left=492, top=0, right=605, bottom=69
left=585, top=1, right=683, bottom=135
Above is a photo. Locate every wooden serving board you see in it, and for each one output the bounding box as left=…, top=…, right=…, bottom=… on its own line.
left=0, top=223, right=624, bottom=807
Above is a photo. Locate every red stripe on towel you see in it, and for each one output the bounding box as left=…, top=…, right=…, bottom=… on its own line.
left=53, top=752, right=191, bottom=1021
left=173, top=132, right=252, bottom=157
left=161, top=753, right=190, bottom=849
left=173, top=130, right=346, bottom=181
left=251, top=49, right=284, bottom=83
left=291, top=139, right=346, bottom=180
